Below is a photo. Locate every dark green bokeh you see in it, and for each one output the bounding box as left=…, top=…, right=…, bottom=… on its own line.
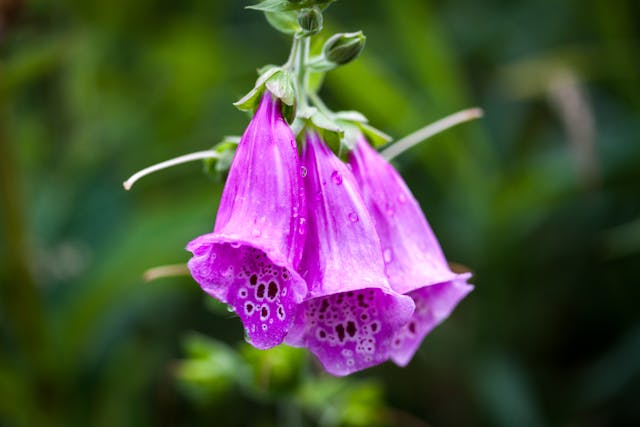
left=1, top=0, right=639, bottom=426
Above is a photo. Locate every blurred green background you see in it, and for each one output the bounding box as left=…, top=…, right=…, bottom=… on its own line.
left=1, top=0, right=639, bottom=426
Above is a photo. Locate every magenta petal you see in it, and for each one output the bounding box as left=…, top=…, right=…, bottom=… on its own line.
left=286, top=132, right=414, bottom=376
left=391, top=276, right=473, bottom=366
left=187, top=92, right=307, bottom=350
left=348, top=136, right=473, bottom=366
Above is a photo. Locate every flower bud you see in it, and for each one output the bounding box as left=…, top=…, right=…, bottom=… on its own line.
left=297, top=7, right=322, bottom=36
left=323, top=31, right=366, bottom=65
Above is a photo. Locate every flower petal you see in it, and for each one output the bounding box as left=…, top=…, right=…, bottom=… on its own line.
left=187, top=92, right=307, bottom=349
left=286, top=132, right=414, bottom=376
left=348, top=135, right=473, bottom=366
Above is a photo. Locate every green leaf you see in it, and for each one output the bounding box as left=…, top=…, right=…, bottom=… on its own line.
left=358, top=122, right=392, bottom=147
left=265, top=10, right=300, bottom=34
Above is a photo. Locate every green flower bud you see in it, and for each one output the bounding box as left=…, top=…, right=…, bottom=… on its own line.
left=298, top=7, right=323, bottom=36
left=323, top=31, right=366, bottom=65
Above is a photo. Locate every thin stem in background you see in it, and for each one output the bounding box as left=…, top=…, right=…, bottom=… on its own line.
left=123, top=150, right=221, bottom=191
left=381, top=108, right=484, bottom=161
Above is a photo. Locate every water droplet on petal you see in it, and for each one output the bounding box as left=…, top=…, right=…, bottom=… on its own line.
left=331, top=170, right=343, bottom=185
left=298, top=217, right=307, bottom=235
left=385, top=202, right=395, bottom=217
left=398, top=194, right=407, bottom=204
left=383, top=248, right=393, bottom=263
left=301, top=166, right=308, bottom=177
left=348, top=212, right=359, bottom=223
left=252, top=228, right=261, bottom=237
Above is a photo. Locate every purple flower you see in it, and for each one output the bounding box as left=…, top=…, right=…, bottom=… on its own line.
left=285, top=132, right=415, bottom=376
left=348, top=135, right=473, bottom=367
left=187, top=92, right=307, bottom=350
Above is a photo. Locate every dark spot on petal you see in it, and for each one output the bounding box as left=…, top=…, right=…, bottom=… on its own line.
left=320, top=299, right=329, bottom=313
left=335, top=324, right=346, bottom=342
left=256, top=283, right=265, bottom=299
left=267, top=281, right=278, bottom=300
left=408, top=322, right=416, bottom=334
left=245, top=303, right=254, bottom=314
left=346, top=291, right=354, bottom=297
left=249, top=274, right=257, bottom=286
left=357, top=294, right=364, bottom=301
left=261, top=307, right=268, bottom=318
left=346, top=321, right=357, bottom=337
left=361, top=314, right=368, bottom=321
left=371, top=323, right=378, bottom=332
left=278, top=305, right=284, bottom=318
left=319, top=330, right=326, bottom=338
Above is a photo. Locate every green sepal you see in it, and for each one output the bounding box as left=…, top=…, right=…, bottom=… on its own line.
left=334, top=110, right=368, bottom=123
left=337, top=120, right=362, bottom=151
left=358, top=122, right=392, bottom=148
left=309, top=109, right=344, bottom=153
left=233, top=66, right=281, bottom=112
left=235, top=66, right=296, bottom=113
left=265, top=69, right=295, bottom=106
left=203, top=136, right=240, bottom=181
left=247, top=0, right=336, bottom=12
left=246, top=0, right=293, bottom=13
left=265, top=10, right=300, bottom=34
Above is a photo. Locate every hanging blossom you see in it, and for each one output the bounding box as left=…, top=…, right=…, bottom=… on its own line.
left=285, top=132, right=415, bottom=376
left=126, top=0, right=481, bottom=377
left=348, top=134, right=473, bottom=366
left=187, top=91, right=307, bottom=350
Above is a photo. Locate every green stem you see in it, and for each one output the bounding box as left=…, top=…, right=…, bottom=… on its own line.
left=294, top=35, right=311, bottom=111
left=308, top=91, right=333, bottom=118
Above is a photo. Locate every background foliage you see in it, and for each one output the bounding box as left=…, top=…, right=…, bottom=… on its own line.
left=1, top=0, right=639, bottom=426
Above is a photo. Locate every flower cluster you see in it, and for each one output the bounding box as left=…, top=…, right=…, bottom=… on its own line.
left=187, top=91, right=473, bottom=376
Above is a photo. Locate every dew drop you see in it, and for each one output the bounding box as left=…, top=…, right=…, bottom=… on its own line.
left=301, top=166, right=308, bottom=177
left=348, top=212, right=359, bottom=223
left=385, top=203, right=395, bottom=217
left=331, top=170, right=343, bottom=185
left=230, top=242, right=241, bottom=248
left=298, top=217, right=307, bottom=235
left=383, top=248, right=393, bottom=263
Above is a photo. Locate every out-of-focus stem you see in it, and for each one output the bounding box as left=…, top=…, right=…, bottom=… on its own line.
left=122, top=150, right=220, bottom=191
left=0, top=85, right=52, bottom=427
left=381, top=108, right=484, bottom=161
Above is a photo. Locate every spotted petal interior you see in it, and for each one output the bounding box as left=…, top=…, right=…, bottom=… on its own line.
left=188, top=240, right=301, bottom=350
left=292, top=288, right=412, bottom=376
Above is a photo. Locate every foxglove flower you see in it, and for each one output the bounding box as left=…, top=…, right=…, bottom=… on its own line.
left=187, top=92, right=307, bottom=350
left=348, top=135, right=473, bottom=366
left=286, top=132, right=415, bottom=376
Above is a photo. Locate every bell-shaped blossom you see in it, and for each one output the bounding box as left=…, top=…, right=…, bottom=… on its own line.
left=286, top=132, right=415, bottom=376
left=348, top=135, right=473, bottom=367
left=187, top=92, right=307, bottom=350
